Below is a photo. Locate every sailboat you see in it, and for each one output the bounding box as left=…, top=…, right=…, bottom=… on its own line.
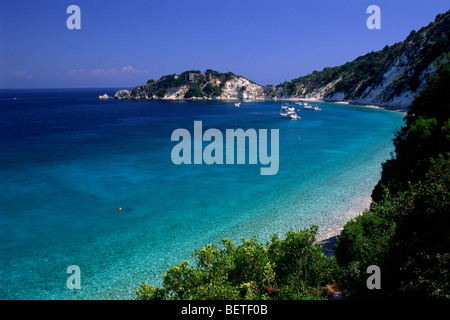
left=303, top=103, right=321, bottom=111
left=280, top=80, right=300, bottom=120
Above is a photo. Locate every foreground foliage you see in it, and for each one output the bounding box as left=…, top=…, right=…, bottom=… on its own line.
left=336, top=58, right=450, bottom=299
left=136, top=226, right=337, bottom=300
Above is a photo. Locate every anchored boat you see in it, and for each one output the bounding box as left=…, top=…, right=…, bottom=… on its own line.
left=280, top=80, right=300, bottom=120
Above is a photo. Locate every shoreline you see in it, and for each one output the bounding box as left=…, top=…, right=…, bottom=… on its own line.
left=295, top=97, right=407, bottom=113
left=111, top=94, right=408, bottom=113
left=317, top=198, right=372, bottom=257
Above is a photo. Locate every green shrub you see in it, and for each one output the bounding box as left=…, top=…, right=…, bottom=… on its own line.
left=156, top=89, right=167, bottom=98
left=286, top=82, right=297, bottom=96
left=202, top=83, right=214, bottom=97
left=159, top=74, right=184, bottom=88
left=213, top=85, right=222, bottom=97
left=136, top=226, right=338, bottom=300
left=184, top=83, right=204, bottom=98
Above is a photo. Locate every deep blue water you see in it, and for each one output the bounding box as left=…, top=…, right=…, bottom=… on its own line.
left=0, top=89, right=404, bottom=299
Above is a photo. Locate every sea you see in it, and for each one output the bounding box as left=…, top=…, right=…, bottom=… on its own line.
left=0, top=88, right=405, bottom=299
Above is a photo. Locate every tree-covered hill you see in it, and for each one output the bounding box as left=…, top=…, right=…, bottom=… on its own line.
left=289, top=9, right=450, bottom=108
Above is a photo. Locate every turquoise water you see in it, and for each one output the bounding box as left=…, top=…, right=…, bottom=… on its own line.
left=0, top=89, right=404, bottom=299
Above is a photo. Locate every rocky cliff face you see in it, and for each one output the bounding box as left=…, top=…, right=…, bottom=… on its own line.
left=115, top=10, right=449, bottom=110
left=220, top=77, right=264, bottom=100
left=291, top=10, right=450, bottom=109
left=114, top=70, right=270, bottom=101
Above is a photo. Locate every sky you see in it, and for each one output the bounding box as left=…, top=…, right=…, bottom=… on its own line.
left=0, top=0, right=449, bottom=88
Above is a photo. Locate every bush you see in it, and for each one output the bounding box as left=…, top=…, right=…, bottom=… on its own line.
left=136, top=226, right=338, bottom=300
left=286, top=82, right=297, bottom=96
left=159, top=74, right=184, bottom=88
left=156, top=89, right=167, bottom=98
left=205, top=69, right=220, bottom=76
left=202, top=83, right=214, bottom=97
left=213, top=85, right=222, bottom=97
left=201, top=83, right=222, bottom=98
left=184, top=83, right=204, bottom=98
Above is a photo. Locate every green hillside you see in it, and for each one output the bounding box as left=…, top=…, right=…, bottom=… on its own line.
left=290, top=10, right=450, bottom=102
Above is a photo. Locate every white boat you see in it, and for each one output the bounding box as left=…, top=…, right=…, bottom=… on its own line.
left=280, top=81, right=300, bottom=120
left=234, top=102, right=241, bottom=107
left=303, top=104, right=321, bottom=111
left=280, top=105, right=300, bottom=120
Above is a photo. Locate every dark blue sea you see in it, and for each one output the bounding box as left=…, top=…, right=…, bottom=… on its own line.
left=0, top=89, right=404, bottom=299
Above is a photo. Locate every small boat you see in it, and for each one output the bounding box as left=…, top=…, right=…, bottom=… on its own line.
left=280, top=80, right=300, bottom=120
left=303, top=104, right=321, bottom=111
left=280, top=104, right=300, bottom=120
left=234, top=102, right=241, bottom=107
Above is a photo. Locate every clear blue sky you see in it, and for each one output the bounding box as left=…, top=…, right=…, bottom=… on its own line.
left=0, top=0, right=449, bottom=88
